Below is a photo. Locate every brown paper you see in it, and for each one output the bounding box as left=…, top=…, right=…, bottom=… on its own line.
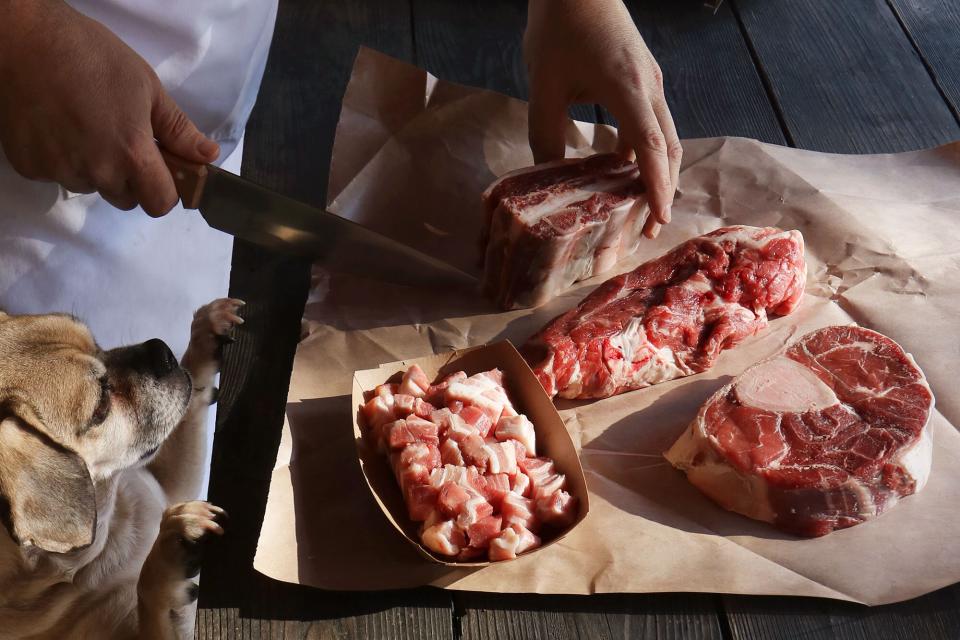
left=254, top=47, right=960, bottom=604
left=351, top=341, right=589, bottom=566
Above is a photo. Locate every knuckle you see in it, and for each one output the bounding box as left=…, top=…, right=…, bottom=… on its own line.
left=640, top=129, right=667, bottom=153
left=651, top=64, right=664, bottom=88
left=666, top=139, right=684, bottom=162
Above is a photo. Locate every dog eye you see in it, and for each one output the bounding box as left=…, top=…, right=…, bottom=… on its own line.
left=91, top=377, right=112, bottom=426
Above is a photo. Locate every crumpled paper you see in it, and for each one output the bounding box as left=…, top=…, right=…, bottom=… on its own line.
left=253, top=47, right=960, bottom=605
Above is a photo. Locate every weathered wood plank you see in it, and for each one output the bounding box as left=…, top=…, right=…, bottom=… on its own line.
left=198, top=1, right=454, bottom=638
left=723, top=584, right=960, bottom=640
left=411, top=0, right=597, bottom=122
left=886, top=0, right=960, bottom=122
left=730, top=0, right=960, bottom=153
left=458, top=593, right=724, bottom=640
left=609, top=0, right=788, bottom=144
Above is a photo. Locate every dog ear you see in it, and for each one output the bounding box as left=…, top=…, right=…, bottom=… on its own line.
left=0, top=406, right=96, bottom=553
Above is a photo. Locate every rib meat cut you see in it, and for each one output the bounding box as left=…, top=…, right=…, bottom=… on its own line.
left=522, top=226, right=806, bottom=400
left=665, top=326, right=935, bottom=537
left=480, top=153, right=647, bottom=309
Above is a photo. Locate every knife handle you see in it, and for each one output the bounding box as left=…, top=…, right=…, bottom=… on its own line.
left=160, top=149, right=208, bottom=209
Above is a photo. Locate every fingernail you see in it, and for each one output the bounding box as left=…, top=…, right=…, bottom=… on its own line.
left=198, top=139, right=219, bottom=158
left=661, top=206, right=672, bottom=224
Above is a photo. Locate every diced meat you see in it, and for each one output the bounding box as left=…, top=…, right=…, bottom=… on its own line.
left=413, top=397, right=436, bottom=419
left=361, top=395, right=395, bottom=432
left=394, top=394, right=416, bottom=418
left=467, top=515, right=503, bottom=548
left=425, top=371, right=468, bottom=405
left=375, top=383, right=399, bottom=399
left=511, top=470, right=532, bottom=497
left=429, top=464, right=482, bottom=491
left=406, top=484, right=439, bottom=521
left=456, top=546, right=487, bottom=561
left=522, top=225, right=807, bottom=399
left=488, top=525, right=541, bottom=561
left=486, top=442, right=518, bottom=476
left=501, top=492, right=539, bottom=532
left=502, top=438, right=527, bottom=461
left=531, top=473, right=566, bottom=500
left=421, top=520, right=466, bottom=556
left=440, top=438, right=465, bottom=466
left=495, top=415, right=536, bottom=456
left=446, top=413, right=481, bottom=443
left=666, top=325, right=934, bottom=537
left=535, top=490, right=578, bottom=527
left=365, top=365, right=577, bottom=560
left=483, top=473, right=511, bottom=509
left=446, top=369, right=517, bottom=424
left=399, top=364, right=431, bottom=398
left=437, top=482, right=473, bottom=518
left=480, top=153, right=649, bottom=310
left=388, top=417, right=440, bottom=450
left=397, top=443, right=441, bottom=493
left=460, top=436, right=518, bottom=476
left=459, top=405, right=494, bottom=437
left=519, top=457, right=555, bottom=485
left=457, top=493, right=494, bottom=528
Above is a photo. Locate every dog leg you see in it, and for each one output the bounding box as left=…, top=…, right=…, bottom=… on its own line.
left=149, top=298, right=244, bottom=504
left=137, top=501, right=226, bottom=640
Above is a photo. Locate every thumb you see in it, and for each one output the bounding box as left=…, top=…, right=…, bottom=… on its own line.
left=152, top=90, right=219, bottom=163
left=528, top=81, right=569, bottom=164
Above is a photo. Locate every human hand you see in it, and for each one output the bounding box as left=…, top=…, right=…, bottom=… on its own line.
left=524, top=0, right=681, bottom=237
left=0, top=1, right=218, bottom=216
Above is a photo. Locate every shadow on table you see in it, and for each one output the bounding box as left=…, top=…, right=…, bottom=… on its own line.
left=580, top=375, right=800, bottom=542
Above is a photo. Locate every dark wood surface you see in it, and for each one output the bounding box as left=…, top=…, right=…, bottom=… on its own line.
left=198, top=0, right=960, bottom=638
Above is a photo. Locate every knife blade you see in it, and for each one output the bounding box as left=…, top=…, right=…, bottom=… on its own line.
left=161, top=151, right=474, bottom=287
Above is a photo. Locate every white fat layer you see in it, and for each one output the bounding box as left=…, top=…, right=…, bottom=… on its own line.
left=734, top=357, right=840, bottom=413
left=514, top=176, right=638, bottom=225
left=664, top=415, right=776, bottom=523
left=709, top=226, right=799, bottom=251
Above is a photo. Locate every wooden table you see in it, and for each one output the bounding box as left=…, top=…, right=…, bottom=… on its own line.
left=197, top=1, right=960, bottom=637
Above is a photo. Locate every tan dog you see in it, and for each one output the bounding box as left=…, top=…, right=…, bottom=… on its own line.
left=0, top=297, right=243, bottom=639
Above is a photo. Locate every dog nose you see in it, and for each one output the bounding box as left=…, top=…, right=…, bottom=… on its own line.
left=144, top=339, right=177, bottom=377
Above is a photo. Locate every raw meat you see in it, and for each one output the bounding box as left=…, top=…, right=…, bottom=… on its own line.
left=360, top=365, right=578, bottom=561
left=665, top=326, right=934, bottom=537
left=523, top=225, right=806, bottom=399
left=480, top=153, right=648, bottom=309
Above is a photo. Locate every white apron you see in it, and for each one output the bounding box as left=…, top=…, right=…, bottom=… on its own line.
left=0, top=0, right=278, bottom=357
left=0, top=1, right=278, bottom=493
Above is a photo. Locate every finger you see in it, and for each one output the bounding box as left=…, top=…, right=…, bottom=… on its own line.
left=643, top=216, right=661, bottom=239
left=101, top=181, right=138, bottom=211
left=528, top=78, right=570, bottom=164
left=152, top=89, right=219, bottom=164
left=652, top=95, right=682, bottom=205
left=128, top=141, right=180, bottom=217
left=614, top=99, right=673, bottom=226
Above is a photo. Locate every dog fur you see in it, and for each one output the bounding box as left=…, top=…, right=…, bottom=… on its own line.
left=0, top=298, right=243, bottom=639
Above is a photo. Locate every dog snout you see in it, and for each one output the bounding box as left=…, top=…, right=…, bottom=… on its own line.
left=143, top=339, right=177, bottom=377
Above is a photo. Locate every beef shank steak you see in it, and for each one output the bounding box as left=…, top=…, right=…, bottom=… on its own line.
left=522, top=225, right=806, bottom=399
left=665, top=325, right=935, bottom=537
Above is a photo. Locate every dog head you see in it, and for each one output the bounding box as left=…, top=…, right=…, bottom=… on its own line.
left=0, top=311, right=192, bottom=554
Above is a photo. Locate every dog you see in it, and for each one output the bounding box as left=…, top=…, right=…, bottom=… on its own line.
left=0, top=297, right=244, bottom=639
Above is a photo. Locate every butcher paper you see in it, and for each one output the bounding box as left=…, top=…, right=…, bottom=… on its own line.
left=253, top=47, right=960, bottom=605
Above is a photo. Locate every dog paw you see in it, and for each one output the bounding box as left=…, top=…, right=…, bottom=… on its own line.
left=138, top=501, right=227, bottom=611
left=182, top=298, right=244, bottom=385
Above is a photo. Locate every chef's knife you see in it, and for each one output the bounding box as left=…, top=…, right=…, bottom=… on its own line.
left=161, top=151, right=473, bottom=286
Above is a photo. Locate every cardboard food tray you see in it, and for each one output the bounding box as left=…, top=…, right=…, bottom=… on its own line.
left=351, top=341, right=590, bottom=566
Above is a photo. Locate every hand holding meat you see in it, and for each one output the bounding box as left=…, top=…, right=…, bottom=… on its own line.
left=0, top=1, right=218, bottom=216
left=524, top=0, right=681, bottom=237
